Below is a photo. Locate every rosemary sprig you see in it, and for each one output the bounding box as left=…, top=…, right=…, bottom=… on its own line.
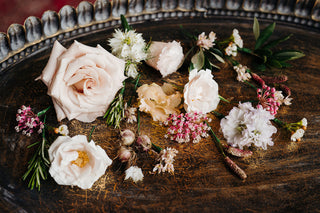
left=104, top=82, right=126, bottom=128
left=22, top=116, right=50, bottom=191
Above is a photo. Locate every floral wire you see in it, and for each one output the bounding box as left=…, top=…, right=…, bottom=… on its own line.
left=137, top=108, right=141, bottom=135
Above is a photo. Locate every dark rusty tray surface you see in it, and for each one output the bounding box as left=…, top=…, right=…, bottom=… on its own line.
left=0, top=1, right=320, bottom=212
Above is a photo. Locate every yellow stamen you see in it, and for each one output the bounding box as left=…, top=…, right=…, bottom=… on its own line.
left=72, top=151, right=89, bottom=168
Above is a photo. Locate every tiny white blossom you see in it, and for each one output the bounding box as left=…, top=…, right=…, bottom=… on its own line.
left=291, top=129, right=305, bottom=142
left=232, top=29, right=243, bottom=48
left=233, top=64, right=251, bottom=82
left=124, top=166, right=144, bottom=183
left=225, top=42, right=237, bottom=56
left=301, top=118, right=307, bottom=127
left=197, top=31, right=216, bottom=50
left=126, top=63, right=139, bottom=79
left=58, top=124, right=69, bottom=136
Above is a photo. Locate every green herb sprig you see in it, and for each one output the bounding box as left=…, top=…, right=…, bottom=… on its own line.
left=239, top=17, right=305, bottom=71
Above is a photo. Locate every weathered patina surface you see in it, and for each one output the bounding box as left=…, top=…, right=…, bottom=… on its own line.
left=0, top=17, right=319, bottom=212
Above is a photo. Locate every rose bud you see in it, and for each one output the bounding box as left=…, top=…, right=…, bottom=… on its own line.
left=145, top=41, right=184, bottom=78
left=118, top=146, right=136, bottom=163
left=136, top=135, right=152, bottom=152
left=120, top=129, right=135, bottom=146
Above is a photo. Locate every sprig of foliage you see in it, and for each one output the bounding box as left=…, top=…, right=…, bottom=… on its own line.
left=104, top=83, right=126, bottom=129
left=22, top=116, right=50, bottom=191
left=239, top=17, right=305, bottom=71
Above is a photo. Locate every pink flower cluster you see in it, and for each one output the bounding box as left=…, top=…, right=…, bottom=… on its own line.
left=15, top=105, right=44, bottom=137
left=257, top=86, right=280, bottom=115
left=163, top=112, right=211, bottom=143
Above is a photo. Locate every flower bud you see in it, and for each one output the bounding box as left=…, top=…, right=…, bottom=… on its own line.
left=120, top=129, right=135, bottom=146
left=118, top=146, right=133, bottom=163
left=136, top=135, right=152, bottom=152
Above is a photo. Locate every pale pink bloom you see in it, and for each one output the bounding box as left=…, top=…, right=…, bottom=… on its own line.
left=146, top=41, right=184, bottom=77
left=36, top=40, right=126, bottom=123
left=197, top=31, right=216, bottom=50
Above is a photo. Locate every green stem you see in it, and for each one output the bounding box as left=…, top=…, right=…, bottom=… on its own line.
left=219, top=95, right=230, bottom=103
left=88, top=126, right=96, bottom=141
left=151, top=143, right=163, bottom=153
left=211, top=110, right=225, bottom=119
left=205, top=121, right=226, bottom=158
left=272, top=118, right=285, bottom=127
left=244, top=80, right=257, bottom=90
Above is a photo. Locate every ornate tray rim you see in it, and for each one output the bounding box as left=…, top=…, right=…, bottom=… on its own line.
left=0, top=0, right=320, bottom=73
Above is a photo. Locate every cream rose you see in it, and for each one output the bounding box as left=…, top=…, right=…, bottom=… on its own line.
left=48, top=135, right=112, bottom=189
left=37, top=40, right=126, bottom=122
left=145, top=41, right=184, bottom=77
left=184, top=69, right=220, bottom=114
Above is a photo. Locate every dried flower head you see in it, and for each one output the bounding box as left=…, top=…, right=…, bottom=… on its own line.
left=124, top=104, right=137, bottom=124
left=120, top=129, right=136, bottom=146
left=136, top=135, right=152, bottom=152
left=152, top=147, right=178, bottom=174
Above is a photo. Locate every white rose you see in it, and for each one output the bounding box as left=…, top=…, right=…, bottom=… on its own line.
left=37, top=40, right=126, bottom=122
left=183, top=69, right=220, bottom=114
left=48, top=135, right=112, bottom=189
left=146, top=41, right=184, bottom=77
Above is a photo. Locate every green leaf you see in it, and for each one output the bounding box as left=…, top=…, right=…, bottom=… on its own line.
left=268, top=59, right=282, bottom=68
left=120, top=15, right=132, bottom=31
left=254, top=63, right=266, bottom=71
left=255, top=48, right=273, bottom=57
left=262, top=34, right=292, bottom=50
left=191, top=49, right=205, bottom=70
left=210, top=48, right=224, bottom=57
left=279, top=61, right=292, bottom=68
left=37, top=106, right=51, bottom=117
left=273, top=50, right=305, bottom=61
left=209, top=51, right=225, bottom=63
left=238, top=47, right=253, bottom=54
left=253, top=17, right=260, bottom=41
left=255, top=22, right=276, bottom=50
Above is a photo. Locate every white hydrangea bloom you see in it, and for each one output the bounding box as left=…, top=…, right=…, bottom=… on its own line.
left=109, top=29, right=147, bottom=63
left=220, top=102, right=277, bottom=150
left=124, top=166, right=144, bottom=183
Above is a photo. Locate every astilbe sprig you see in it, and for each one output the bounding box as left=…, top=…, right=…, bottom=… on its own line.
left=163, top=112, right=211, bottom=143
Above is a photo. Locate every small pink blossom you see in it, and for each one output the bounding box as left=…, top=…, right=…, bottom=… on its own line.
left=257, top=86, right=279, bottom=115
left=163, top=112, right=211, bottom=143
left=15, top=105, right=44, bottom=137
left=197, top=32, right=216, bottom=50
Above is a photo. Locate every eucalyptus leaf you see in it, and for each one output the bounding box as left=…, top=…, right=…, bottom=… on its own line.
left=255, top=22, right=276, bottom=50
left=274, top=50, right=305, bottom=61
left=191, top=49, right=205, bottom=70
left=210, top=48, right=224, bottom=57
left=253, top=17, right=260, bottom=41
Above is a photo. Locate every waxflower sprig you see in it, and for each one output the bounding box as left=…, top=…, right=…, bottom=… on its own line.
left=239, top=17, right=305, bottom=71
left=272, top=118, right=307, bottom=142
left=16, top=105, right=68, bottom=190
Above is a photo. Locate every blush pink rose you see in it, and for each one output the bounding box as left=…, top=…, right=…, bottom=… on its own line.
left=37, top=40, right=126, bottom=122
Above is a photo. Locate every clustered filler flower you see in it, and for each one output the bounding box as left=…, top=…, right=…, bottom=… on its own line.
left=153, top=147, right=178, bottom=174
left=15, top=105, right=45, bottom=136
left=220, top=102, right=277, bottom=150
left=164, top=112, right=211, bottom=143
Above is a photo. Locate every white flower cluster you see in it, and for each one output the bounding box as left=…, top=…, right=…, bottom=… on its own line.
left=153, top=147, right=178, bottom=174
left=220, top=102, right=277, bottom=150
left=124, top=166, right=144, bottom=183
left=225, top=29, right=243, bottom=57
left=109, top=29, right=147, bottom=78
left=233, top=64, right=251, bottom=82
left=197, top=31, right=216, bottom=50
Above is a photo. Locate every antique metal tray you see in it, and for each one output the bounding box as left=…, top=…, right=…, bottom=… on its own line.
left=0, top=0, right=319, bottom=212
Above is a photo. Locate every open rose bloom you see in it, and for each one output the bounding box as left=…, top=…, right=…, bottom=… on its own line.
left=137, top=83, right=181, bottom=122
left=48, top=135, right=112, bottom=189
left=37, top=40, right=126, bottom=122
left=145, top=41, right=184, bottom=77
left=184, top=69, right=220, bottom=114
